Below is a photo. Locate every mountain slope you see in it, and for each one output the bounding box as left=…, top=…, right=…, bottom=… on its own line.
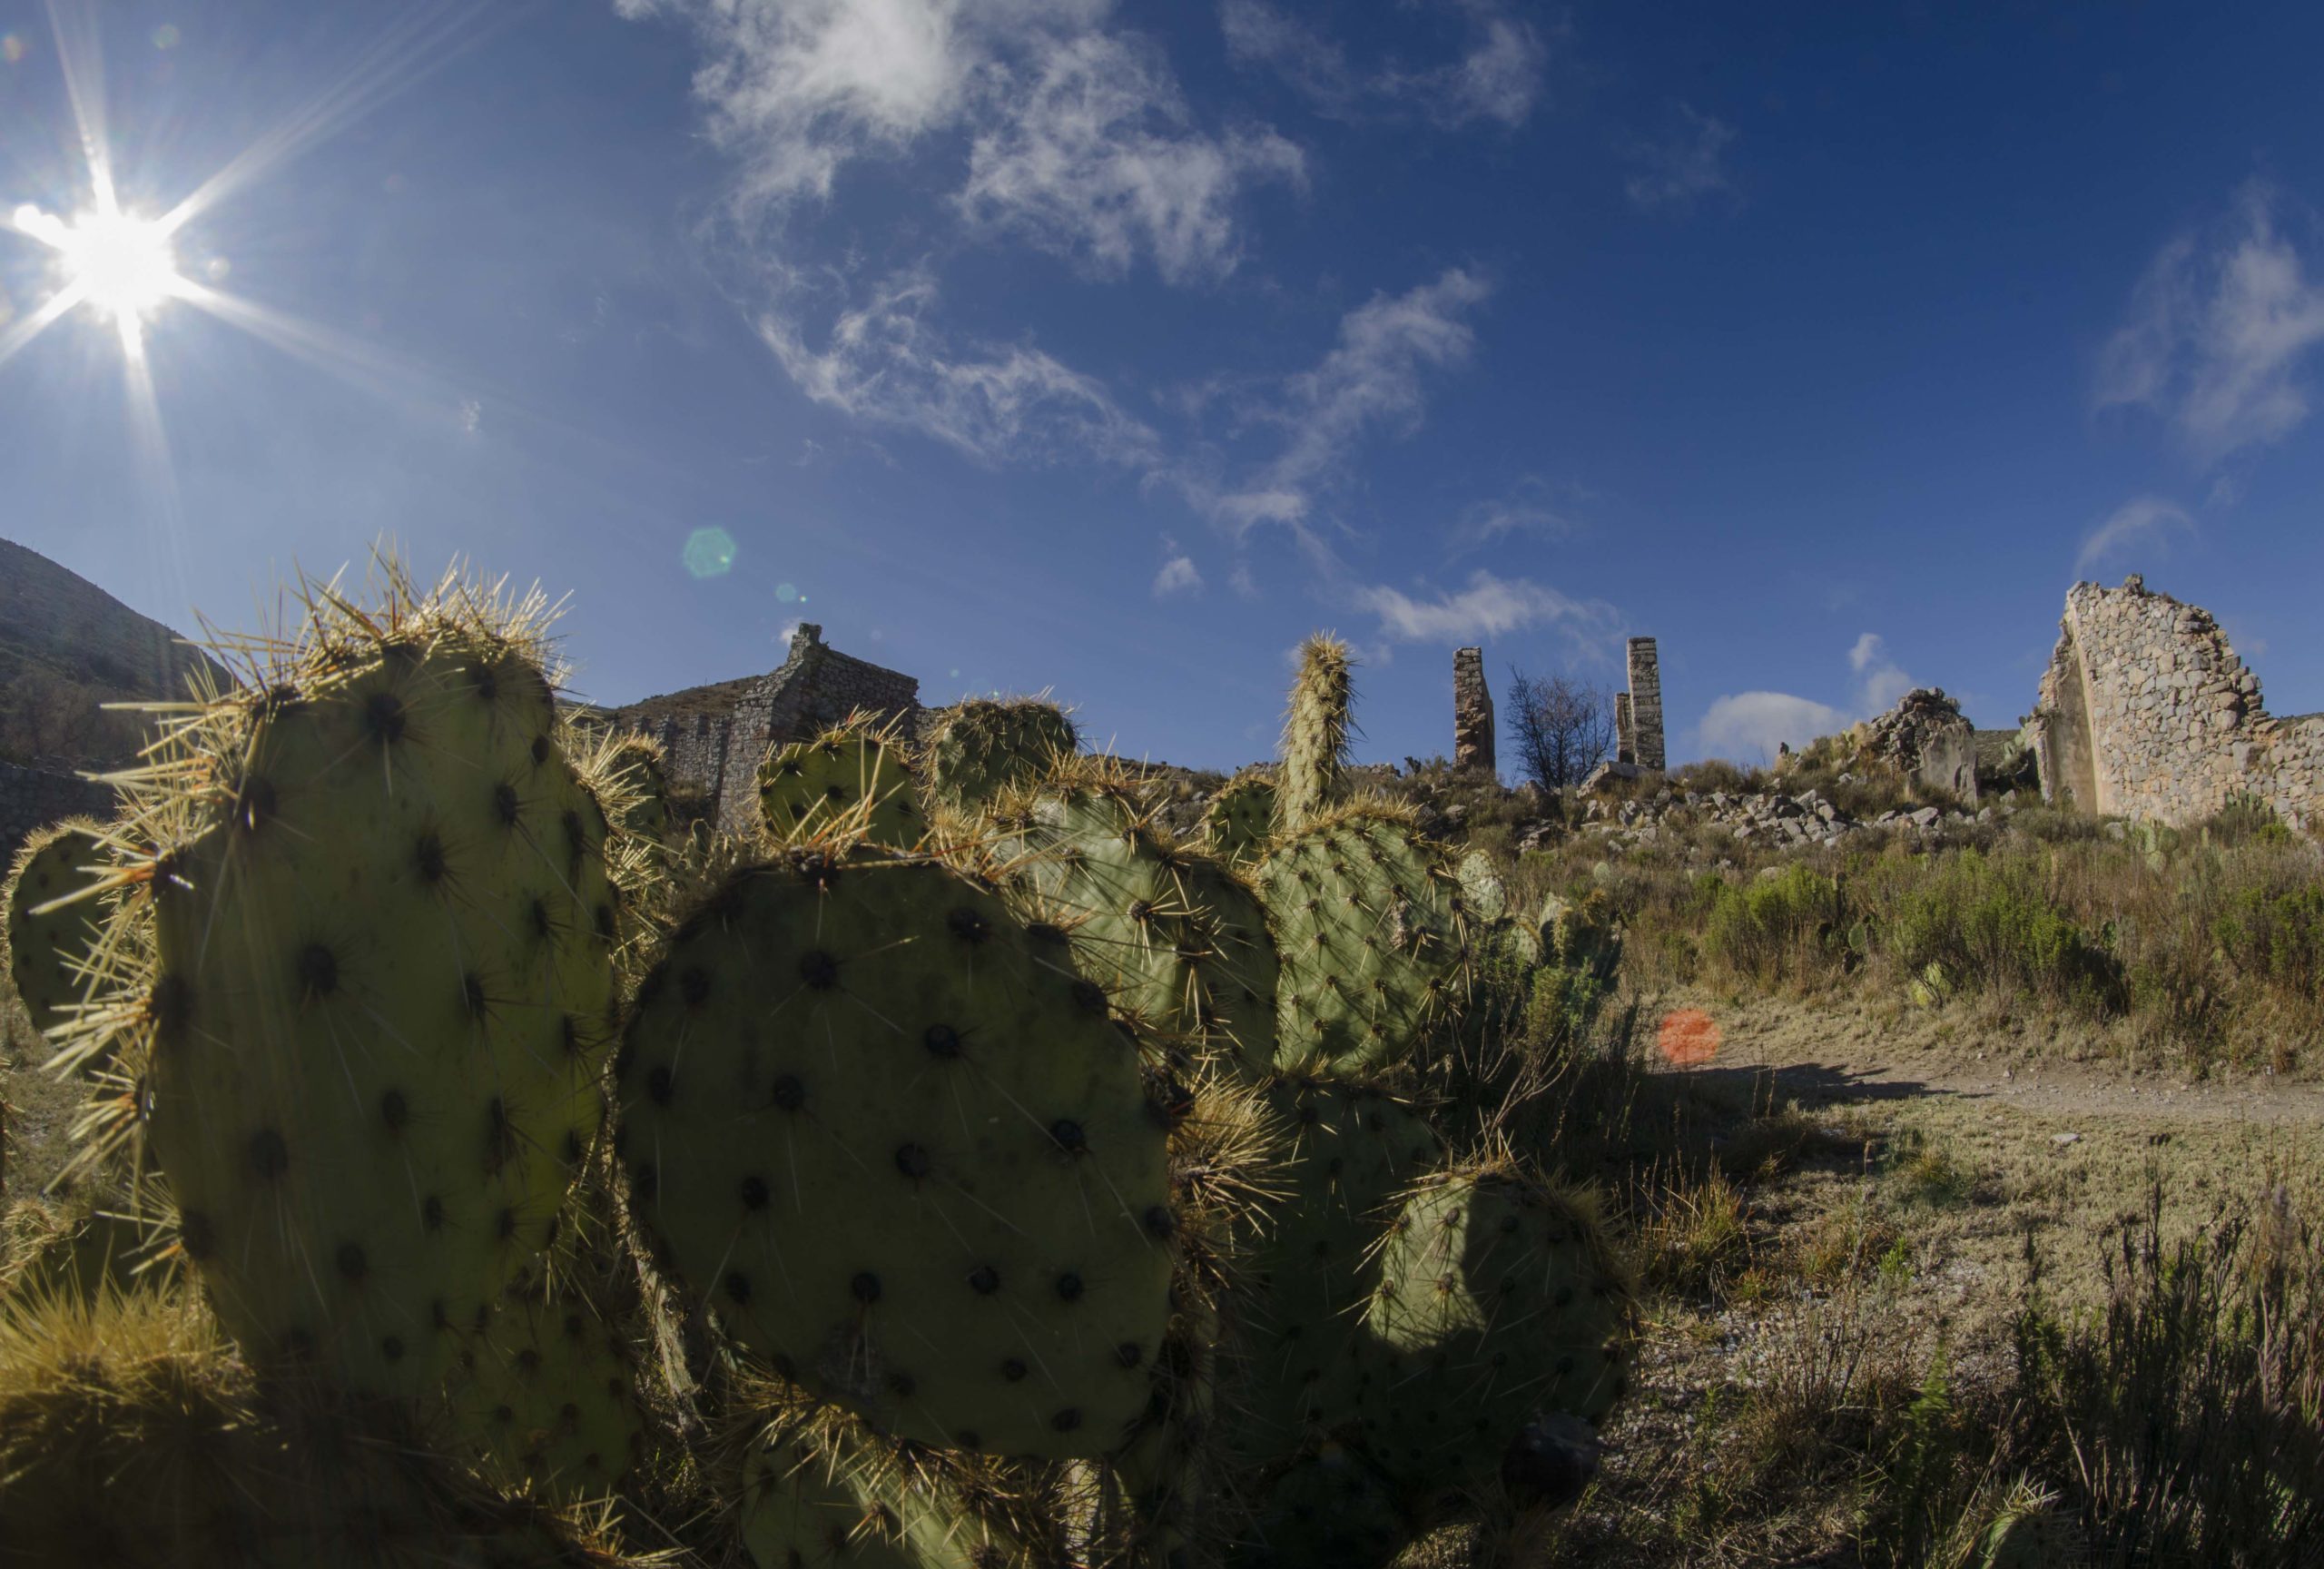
left=0, top=538, right=230, bottom=765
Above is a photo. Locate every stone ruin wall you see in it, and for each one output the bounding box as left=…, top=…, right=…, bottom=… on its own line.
left=1626, top=637, right=1666, bottom=772
left=625, top=624, right=921, bottom=834
left=2031, top=576, right=2322, bottom=831
left=1452, top=646, right=1495, bottom=774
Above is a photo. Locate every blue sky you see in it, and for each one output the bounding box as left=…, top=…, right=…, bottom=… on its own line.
left=3, top=1, right=2322, bottom=773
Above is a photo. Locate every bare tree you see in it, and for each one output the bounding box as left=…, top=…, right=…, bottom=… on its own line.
left=1506, top=668, right=1618, bottom=790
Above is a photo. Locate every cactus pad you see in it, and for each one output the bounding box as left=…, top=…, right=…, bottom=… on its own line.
left=1354, top=1168, right=1630, bottom=1495
left=1008, top=784, right=1279, bottom=1077
left=442, top=1284, right=647, bottom=1502
left=739, top=1415, right=1051, bottom=1569
left=1276, top=636, right=1353, bottom=835
left=117, top=586, right=618, bottom=1400
left=619, top=853, right=1176, bottom=1458
left=5, top=818, right=108, bottom=1034
left=1254, top=809, right=1469, bottom=1073
left=1229, top=1078, right=1442, bottom=1458
left=1201, top=775, right=1276, bottom=866
left=760, top=715, right=924, bottom=851
left=924, top=699, right=1076, bottom=814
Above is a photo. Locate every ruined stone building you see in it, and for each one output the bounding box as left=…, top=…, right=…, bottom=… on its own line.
left=605, top=625, right=921, bottom=834
left=1452, top=646, right=1495, bottom=774
left=2027, top=576, right=2320, bottom=830
left=1616, top=637, right=1665, bottom=771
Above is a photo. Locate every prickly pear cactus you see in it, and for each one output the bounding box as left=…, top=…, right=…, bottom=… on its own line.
left=924, top=699, right=1076, bottom=814
left=1354, top=1167, right=1630, bottom=1498
left=1276, top=636, right=1353, bottom=835
left=759, top=715, right=924, bottom=851
left=739, top=1411, right=1054, bottom=1569
left=81, top=570, right=621, bottom=1400
left=5, top=818, right=107, bottom=1034
left=1006, top=778, right=1279, bottom=1078
left=1202, top=775, right=1276, bottom=866
left=1254, top=807, right=1470, bottom=1073
left=1229, top=1078, right=1443, bottom=1460
left=596, top=733, right=675, bottom=844
left=1539, top=890, right=1621, bottom=983
left=618, top=852, right=1176, bottom=1458
left=1455, top=852, right=1508, bottom=925
left=443, top=1284, right=647, bottom=1503
left=1231, top=1449, right=1411, bottom=1569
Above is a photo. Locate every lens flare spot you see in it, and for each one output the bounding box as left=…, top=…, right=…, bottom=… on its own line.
left=774, top=581, right=799, bottom=604
left=1658, top=1008, right=1721, bottom=1068
left=153, top=25, right=181, bottom=50
left=683, top=527, right=737, bottom=579
left=1, top=36, right=25, bottom=66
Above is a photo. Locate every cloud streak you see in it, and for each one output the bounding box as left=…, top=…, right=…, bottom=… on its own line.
left=1206, top=268, right=1494, bottom=536
left=2077, top=496, right=2195, bottom=574
left=755, top=264, right=1160, bottom=467
left=1622, top=103, right=1736, bottom=214
left=2095, top=179, right=2324, bottom=464
left=1350, top=568, right=1619, bottom=650
left=1218, top=0, right=1550, bottom=129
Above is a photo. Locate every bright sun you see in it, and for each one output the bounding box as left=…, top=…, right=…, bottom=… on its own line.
left=13, top=202, right=186, bottom=342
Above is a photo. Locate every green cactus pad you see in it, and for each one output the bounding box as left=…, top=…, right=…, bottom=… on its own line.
left=1276, top=636, right=1353, bottom=835
left=1538, top=891, right=1621, bottom=982
left=129, top=607, right=618, bottom=1400
left=443, top=1285, right=647, bottom=1503
left=0, top=1288, right=635, bottom=1568
left=619, top=853, right=1176, bottom=1458
left=597, top=734, right=675, bottom=844
left=1201, top=775, right=1276, bottom=866
left=1007, top=784, right=1279, bottom=1078
left=740, top=1417, right=1050, bottom=1569
left=1229, top=1078, right=1442, bottom=1459
left=5, top=818, right=108, bottom=1034
left=924, top=699, right=1076, bottom=814
left=1354, top=1168, right=1630, bottom=1495
left=1231, top=1449, right=1411, bottom=1569
left=1253, top=809, right=1470, bottom=1073
left=760, top=717, right=925, bottom=851
left=1454, top=852, right=1508, bottom=925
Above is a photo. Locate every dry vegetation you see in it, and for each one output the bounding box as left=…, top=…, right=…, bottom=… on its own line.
left=1375, top=765, right=2324, bottom=1567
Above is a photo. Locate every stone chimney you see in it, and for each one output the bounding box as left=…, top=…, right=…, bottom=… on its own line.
left=1452, top=646, right=1495, bottom=775
left=1626, top=637, right=1665, bottom=772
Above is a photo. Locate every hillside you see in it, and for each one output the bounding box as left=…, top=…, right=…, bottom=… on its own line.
left=0, top=538, right=229, bottom=765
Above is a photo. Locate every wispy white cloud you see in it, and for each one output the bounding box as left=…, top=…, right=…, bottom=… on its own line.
left=958, top=31, right=1303, bottom=283
left=1698, top=692, right=1845, bottom=765
left=1622, top=103, right=1736, bottom=214
left=1218, top=0, right=1549, bottom=129
left=1350, top=568, right=1619, bottom=653
left=1847, top=631, right=1913, bottom=713
left=1205, top=268, right=1494, bottom=535
left=1152, top=538, right=1203, bottom=596
left=2076, top=495, right=2195, bottom=574
left=627, top=0, right=1295, bottom=285
left=2095, top=179, right=2324, bottom=464
left=1698, top=633, right=1921, bottom=764
left=1445, top=477, right=1584, bottom=552
left=755, top=264, right=1159, bottom=467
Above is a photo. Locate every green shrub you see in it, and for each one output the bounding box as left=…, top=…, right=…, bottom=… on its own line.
left=1702, top=863, right=1847, bottom=988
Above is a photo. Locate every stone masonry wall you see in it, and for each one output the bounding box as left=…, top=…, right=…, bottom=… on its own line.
left=1615, top=693, right=1634, bottom=765
left=1626, top=637, right=1666, bottom=772
left=1452, top=646, right=1495, bottom=774
left=0, top=762, right=117, bottom=866
left=629, top=624, right=921, bottom=835
left=2030, top=576, right=2321, bottom=831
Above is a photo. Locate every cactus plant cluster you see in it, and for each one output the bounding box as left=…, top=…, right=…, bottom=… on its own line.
left=0, top=555, right=1630, bottom=1569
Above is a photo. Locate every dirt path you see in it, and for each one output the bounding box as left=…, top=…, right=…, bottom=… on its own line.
left=1653, top=989, right=2324, bottom=1126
